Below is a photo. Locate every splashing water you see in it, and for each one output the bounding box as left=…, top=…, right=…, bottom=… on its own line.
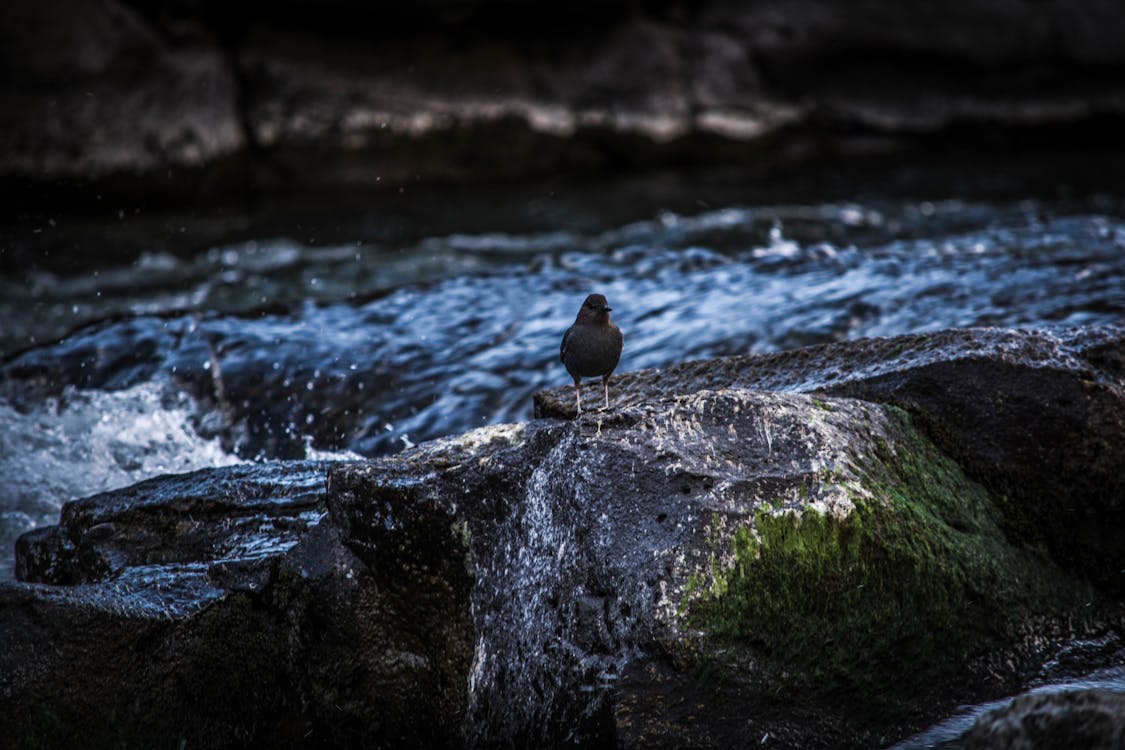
left=0, top=381, right=243, bottom=579
left=3, top=198, right=1125, bottom=578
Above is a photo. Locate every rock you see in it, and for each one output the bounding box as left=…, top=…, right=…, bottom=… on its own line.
left=3, top=0, right=1125, bottom=193
left=964, top=689, right=1125, bottom=750
left=536, top=325, right=1125, bottom=592
left=0, top=0, right=243, bottom=180
left=15, top=461, right=329, bottom=584
left=1, top=461, right=331, bottom=747
left=4, top=374, right=1121, bottom=747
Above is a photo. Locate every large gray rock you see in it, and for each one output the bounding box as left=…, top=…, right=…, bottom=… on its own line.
left=15, top=461, right=328, bottom=585
left=537, top=325, right=1125, bottom=592
left=1, top=461, right=330, bottom=747
left=4, top=326, right=1124, bottom=746
left=4, top=352, right=1123, bottom=747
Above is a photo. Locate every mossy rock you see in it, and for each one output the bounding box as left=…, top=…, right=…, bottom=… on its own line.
left=683, top=407, right=1090, bottom=698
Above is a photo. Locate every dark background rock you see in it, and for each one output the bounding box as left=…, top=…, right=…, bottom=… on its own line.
left=3, top=0, right=1125, bottom=211
left=0, top=0, right=243, bottom=180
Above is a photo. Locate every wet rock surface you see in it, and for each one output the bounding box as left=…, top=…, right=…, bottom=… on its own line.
left=3, top=326, right=1124, bottom=747
left=1, top=462, right=331, bottom=747
left=538, top=325, right=1125, bottom=591
left=15, top=461, right=328, bottom=585
left=963, top=689, right=1125, bottom=750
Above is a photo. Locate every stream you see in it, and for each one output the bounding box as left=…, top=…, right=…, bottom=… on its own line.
left=2, top=171, right=1124, bottom=745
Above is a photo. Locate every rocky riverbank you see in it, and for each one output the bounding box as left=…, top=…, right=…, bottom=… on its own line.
left=4, top=0, right=1125, bottom=198
left=3, top=325, right=1122, bottom=747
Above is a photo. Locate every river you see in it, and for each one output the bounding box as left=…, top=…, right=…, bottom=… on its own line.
left=4, top=173, right=1125, bottom=582
left=3, top=167, right=1125, bottom=746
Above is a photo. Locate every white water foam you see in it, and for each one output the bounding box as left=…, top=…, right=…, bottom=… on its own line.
left=0, top=381, right=244, bottom=579
left=300, top=434, right=365, bottom=462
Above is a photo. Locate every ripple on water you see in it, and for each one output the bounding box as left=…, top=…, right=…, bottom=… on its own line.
left=3, top=202, right=1125, bottom=572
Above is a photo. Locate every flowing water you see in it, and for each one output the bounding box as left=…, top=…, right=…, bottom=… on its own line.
left=2, top=173, right=1125, bottom=743
left=3, top=190, right=1125, bottom=583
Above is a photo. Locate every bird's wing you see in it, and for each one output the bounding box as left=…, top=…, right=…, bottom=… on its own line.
left=560, top=326, right=572, bottom=363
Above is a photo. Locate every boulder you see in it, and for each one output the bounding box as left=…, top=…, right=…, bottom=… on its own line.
left=15, top=461, right=328, bottom=584
left=964, top=689, right=1125, bottom=750
left=4, top=363, right=1122, bottom=747
left=1, top=461, right=329, bottom=747
left=537, top=325, right=1125, bottom=591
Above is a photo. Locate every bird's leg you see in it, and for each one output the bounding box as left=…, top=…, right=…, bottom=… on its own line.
left=574, top=381, right=583, bottom=416
left=602, top=375, right=611, bottom=410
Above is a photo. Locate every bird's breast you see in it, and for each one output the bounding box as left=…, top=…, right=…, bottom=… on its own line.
left=561, top=323, right=623, bottom=377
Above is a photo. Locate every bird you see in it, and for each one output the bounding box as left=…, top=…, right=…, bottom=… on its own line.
left=560, top=293, right=623, bottom=415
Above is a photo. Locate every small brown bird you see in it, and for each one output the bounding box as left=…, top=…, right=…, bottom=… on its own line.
left=560, top=293, right=624, bottom=415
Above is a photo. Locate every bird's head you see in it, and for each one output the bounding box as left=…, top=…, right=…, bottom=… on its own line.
left=578, top=293, right=613, bottom=323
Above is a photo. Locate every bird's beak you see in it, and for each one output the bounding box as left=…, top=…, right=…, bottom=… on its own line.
left=604, top=306, right=613, bottom=312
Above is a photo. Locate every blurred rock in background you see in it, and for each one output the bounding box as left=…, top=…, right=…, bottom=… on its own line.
left=4, top=0, right=1125, bottom=196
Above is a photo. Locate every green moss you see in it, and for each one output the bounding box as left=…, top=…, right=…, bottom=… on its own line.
left=685, top=407, right=1081, bottom=688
